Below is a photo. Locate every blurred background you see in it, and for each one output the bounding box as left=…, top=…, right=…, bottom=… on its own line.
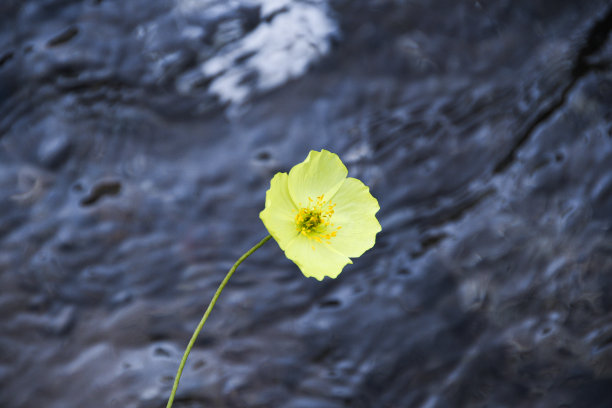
left=1, top=0, right=612, bottom=407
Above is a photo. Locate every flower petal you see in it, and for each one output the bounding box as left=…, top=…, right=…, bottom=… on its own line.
left=288, top=150, right=348, bottom=207
left=285, top=234, right=352, bottom=280
left=259, top=172, right=299, bottom=250
left=328, top=177, right=381, bottom=258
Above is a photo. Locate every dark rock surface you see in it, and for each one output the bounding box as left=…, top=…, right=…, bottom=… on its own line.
left=1, top=1, right=612, bottom=407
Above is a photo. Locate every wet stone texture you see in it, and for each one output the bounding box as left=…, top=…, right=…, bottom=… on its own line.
left=1, top=0, right=612, bottom=407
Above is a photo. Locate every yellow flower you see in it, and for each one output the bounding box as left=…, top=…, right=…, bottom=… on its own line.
left=260, top=150, right=381, bottom=280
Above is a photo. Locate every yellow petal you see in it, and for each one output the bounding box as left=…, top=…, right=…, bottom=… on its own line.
left=327, top=177, right=381, bottom=258
left=288, top=150, right=348, bottom=207
left=259, top=172, right=298, bottom=251
left=285, top=234, right=352, bottom=280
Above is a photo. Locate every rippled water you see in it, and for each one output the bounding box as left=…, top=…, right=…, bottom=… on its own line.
left=1, top=0, right=612, bottom=407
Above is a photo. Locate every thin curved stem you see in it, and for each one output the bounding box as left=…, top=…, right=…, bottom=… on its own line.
left=166, top=234, right=272, bottom=408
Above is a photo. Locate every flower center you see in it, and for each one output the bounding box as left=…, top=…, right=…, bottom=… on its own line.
left=295, top=195, right=341, bottom=247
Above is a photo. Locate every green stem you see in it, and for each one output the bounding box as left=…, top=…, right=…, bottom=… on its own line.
left=166, top=234, right=272, bottom=408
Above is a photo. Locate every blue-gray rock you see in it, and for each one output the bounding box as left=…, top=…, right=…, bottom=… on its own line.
left=1, top=0, right=612, bottom=407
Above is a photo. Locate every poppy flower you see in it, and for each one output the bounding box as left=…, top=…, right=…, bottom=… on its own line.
left=260, top=150, right=381, bottom=280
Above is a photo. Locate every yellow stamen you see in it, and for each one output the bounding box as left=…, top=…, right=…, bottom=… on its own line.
left=294, top=194, right=341, bottom=245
